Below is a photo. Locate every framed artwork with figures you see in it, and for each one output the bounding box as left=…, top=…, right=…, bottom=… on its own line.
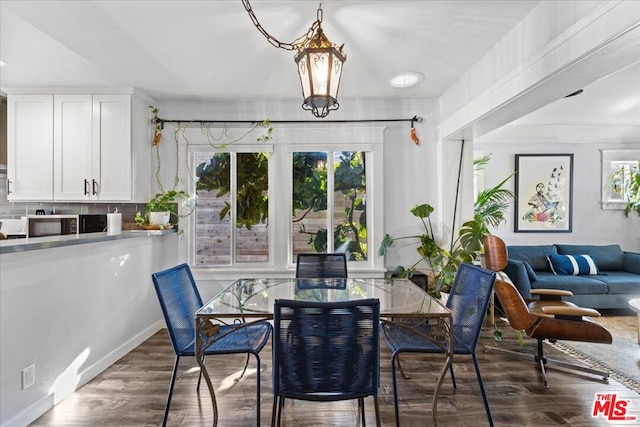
left=514, top=154, right=574, bottom=233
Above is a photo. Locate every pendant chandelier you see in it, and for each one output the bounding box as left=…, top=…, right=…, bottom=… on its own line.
left=242, top=1, right=346, bottom=118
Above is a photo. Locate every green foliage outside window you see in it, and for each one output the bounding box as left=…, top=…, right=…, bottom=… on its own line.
left=334, top=152, right=367, bottom=260
left=196, top=150, right=368, bottom=260
left=292, top=152, right=328, bottom=222
left=196, top=153, right=269, bottom=229
left=291, top=151, right=367, bottom=260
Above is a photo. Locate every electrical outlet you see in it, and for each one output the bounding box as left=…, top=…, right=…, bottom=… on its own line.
left=22, top=364, right=35, bottom=389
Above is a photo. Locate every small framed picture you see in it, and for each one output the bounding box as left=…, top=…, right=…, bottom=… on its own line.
left=514, top=154, right=573, bottom=233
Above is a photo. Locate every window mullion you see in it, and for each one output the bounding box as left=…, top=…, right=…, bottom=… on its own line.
left=327, top=151, right=335, bottom=252
left=230, top=153, right=237, bottom=264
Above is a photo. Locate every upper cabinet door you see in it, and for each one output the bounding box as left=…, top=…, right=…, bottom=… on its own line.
left=92, top=95, right=132, bottom=201
left=54, top=95, right=93, bottom=200
left=7, top=95, right=54, bottom=200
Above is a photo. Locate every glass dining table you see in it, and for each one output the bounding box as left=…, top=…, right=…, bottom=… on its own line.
left=195, top=277, right=452, bottom=426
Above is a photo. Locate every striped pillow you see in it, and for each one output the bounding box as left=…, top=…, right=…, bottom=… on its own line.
left=547, top=254, right=598, bottom=276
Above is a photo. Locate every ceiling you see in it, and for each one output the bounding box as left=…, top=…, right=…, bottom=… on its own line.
left=477, top=60, right=640, bottom=142
left=1, top=0, right=638, bottom=141
left=0, top=0, right=539, bottom=101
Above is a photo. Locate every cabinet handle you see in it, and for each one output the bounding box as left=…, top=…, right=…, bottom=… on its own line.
left=6, top=179, right=11, bottom=195
left=84, top=179, right=90, bottom=195
left=92, top=179, right=98, bottom=195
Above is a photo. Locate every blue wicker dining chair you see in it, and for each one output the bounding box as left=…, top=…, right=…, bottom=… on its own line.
left=381, top=263, right=497, bottom=427
left=295, top=252, right=348, bottom=278
left=271, top=298, right=381, bottom=427
left=151, top=263, right=272, bottom=427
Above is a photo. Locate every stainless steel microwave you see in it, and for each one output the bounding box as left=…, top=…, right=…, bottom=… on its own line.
left=27, top=215, right=79, bottom=238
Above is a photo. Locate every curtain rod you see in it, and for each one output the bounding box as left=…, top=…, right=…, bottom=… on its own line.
left=154, top=115, right=424, bottom=129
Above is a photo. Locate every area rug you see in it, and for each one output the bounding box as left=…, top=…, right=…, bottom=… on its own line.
left=549, top=313, right=640, bottom=393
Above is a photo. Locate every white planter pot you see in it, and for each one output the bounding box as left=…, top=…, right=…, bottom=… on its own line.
left=148, top=211, right=170, bottom=226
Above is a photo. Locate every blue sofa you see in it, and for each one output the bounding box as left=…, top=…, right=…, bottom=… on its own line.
left=504, top=244, right=640, bottom=309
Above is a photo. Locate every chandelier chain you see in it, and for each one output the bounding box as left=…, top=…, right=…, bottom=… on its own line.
left=241, top=0, right=323, bottom=51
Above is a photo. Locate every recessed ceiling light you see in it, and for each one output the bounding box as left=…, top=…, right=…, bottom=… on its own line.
left=0, top=60, right=7, bottom=67
left=390, top=72, right=424, bottom=88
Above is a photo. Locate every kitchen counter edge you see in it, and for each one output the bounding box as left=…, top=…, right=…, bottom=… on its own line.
left=0, top=229, right=176, bottom=254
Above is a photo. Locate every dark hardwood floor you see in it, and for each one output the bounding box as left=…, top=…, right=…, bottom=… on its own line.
left=31, top=318, right=639, bottom=426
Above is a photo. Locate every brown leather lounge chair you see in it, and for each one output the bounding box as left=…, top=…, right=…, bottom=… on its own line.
left=482, top=234, right=612, bottom=388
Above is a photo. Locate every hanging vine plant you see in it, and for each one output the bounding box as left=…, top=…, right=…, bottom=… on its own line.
left=136, top=106, right=273, bottom=229
left=150, top=106, right=272, bottom=149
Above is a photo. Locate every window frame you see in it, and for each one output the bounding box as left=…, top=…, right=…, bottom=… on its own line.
left=190, top=147, right=273, bottom=267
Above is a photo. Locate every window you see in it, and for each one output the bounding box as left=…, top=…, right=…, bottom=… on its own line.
left=609, top=162, right=638, bottom=201
left=193, top=150, right=270, bottom=265
left=600, top=149, right=640, bottom=210
left=291, top=151, right=368, bottom=260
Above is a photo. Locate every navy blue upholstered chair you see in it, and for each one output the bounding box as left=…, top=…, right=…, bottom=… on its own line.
left=151, top=263, right=272, bottom=427
left=382, top=263, right=496, bottom=427
left=271, top=298, right=381, bottom=426
left=295, top=253, right=348, bottom=278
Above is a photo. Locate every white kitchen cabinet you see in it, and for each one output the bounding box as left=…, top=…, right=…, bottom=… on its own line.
left=53, top=95, right=93, bottom=200
left=53, top=94, right=132, bottom=200
left=7, top=90, right=151, bottom=202
left=7, top=95, right=54, bottom=200
left=91, top=95, right=132, bottom=200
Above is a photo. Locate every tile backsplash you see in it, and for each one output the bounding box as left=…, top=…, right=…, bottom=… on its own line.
left=0, top=199, right=144, bottom=226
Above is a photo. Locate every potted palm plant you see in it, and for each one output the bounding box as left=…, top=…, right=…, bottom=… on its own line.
left=378, top=155, right=515, bottom=298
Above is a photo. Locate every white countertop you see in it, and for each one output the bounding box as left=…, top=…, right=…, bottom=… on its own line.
left=0, top=229, right=175, bottom=254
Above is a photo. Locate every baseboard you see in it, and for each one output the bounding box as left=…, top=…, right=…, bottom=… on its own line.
left=1, top=321, right=163, bottom=427
left=76, top=321, right=164, bottom=388
left=1, top=393, right=55, bottom=427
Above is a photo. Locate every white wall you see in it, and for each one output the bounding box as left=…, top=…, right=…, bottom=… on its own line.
left=477, top=141, right=640, bottom=252
left=0, top=234, right=179, bottom=427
